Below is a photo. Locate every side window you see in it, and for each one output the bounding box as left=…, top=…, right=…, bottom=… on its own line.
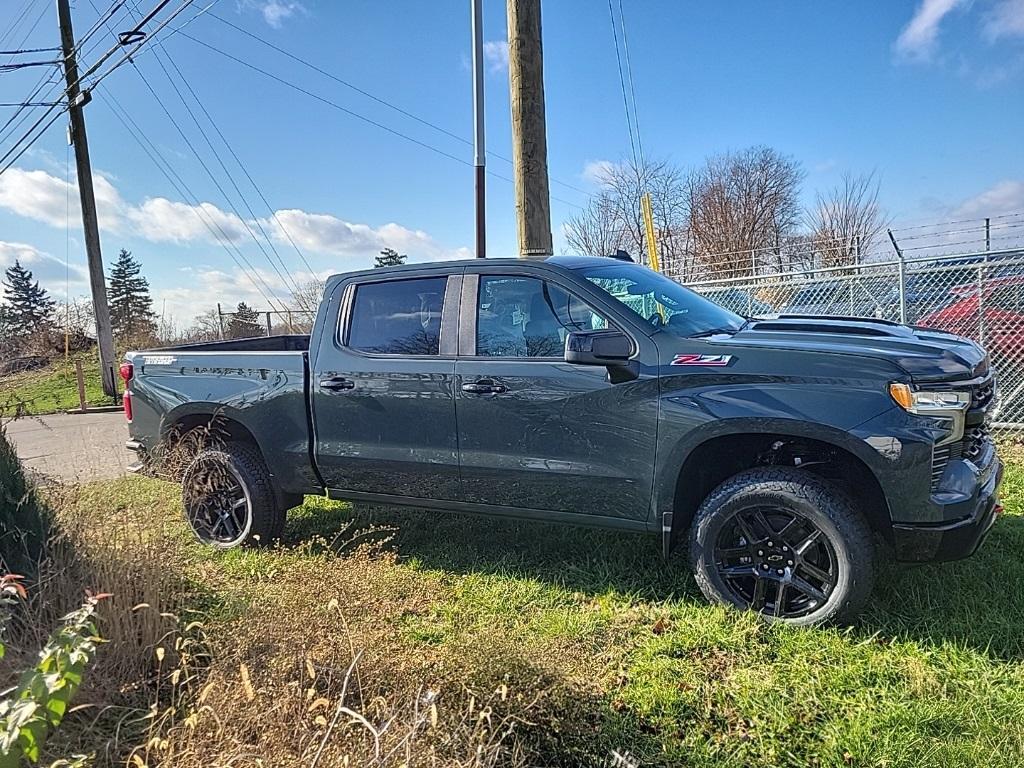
left=476, top=276, right=608, bottom=358
left=346, top=277, right=447, bottom=355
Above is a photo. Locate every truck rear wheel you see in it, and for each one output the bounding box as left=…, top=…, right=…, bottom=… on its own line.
left=181, top=444, right=284, bottom=548
left=689, top=467, right=874, bottom=626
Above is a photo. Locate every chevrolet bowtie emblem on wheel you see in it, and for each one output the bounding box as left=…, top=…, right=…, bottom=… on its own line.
left=671, top=354, right=734, bottom=367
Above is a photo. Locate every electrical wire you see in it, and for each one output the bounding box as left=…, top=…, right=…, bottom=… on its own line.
left=607, top=0, right=638, bottom=169
left=98, top=90, right=293, bottom=317
left=616, top=0, right=644, bottom=167
left=203, top=11, right=591, bottom=198
left=175, top=30, right=584, bottom=210
left=0, top=0, right=199, bottom=177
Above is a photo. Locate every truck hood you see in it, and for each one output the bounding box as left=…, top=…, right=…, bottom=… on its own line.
left=710, top=315, right=988, bottom=383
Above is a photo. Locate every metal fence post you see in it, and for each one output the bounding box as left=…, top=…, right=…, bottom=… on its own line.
left=978, top=260, right=986, bottom=346
left=888, top=229, right=908, bottom=324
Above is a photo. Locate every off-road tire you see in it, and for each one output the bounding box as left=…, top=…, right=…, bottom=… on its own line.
left=181, top=443, right=284, bottom=548
left=689, top=467, right=874, bottom=626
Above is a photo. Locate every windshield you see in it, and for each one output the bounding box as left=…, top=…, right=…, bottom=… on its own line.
left=579, top=263, right=745, bottom=337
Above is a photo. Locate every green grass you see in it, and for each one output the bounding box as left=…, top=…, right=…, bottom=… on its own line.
left=0, top=353, right=115, bottom=416
left=57, top=455, right=1024, bottom=766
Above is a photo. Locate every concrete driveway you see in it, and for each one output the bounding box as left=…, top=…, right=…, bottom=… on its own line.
left=3, top=411, right=133, bottom=483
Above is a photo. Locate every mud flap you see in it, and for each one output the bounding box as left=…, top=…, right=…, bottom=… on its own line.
left=662, top=510, right=673, bottom=559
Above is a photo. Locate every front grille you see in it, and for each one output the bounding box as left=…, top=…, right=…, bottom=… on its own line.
left=962, top=423, right=989, bottom=461
left=929, top=374, right=995, bottom=493
left=971, top=379, right=995, bottom=410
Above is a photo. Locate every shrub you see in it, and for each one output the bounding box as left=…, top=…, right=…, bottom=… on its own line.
left=0, top=426, right=51, bottom=579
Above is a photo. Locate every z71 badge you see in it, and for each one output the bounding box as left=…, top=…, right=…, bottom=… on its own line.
left=671, top=354, right=734, bottom=367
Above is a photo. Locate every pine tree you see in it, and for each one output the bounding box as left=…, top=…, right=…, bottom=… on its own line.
left=2, top=260, right=55, bottom=338
left=374, top=248, right=407, bottom=268
left=227, top=301, right=264, bottom=338
left=107, top=249, right=157, bottom=343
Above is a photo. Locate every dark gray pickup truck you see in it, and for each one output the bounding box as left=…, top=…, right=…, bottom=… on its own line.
left=123, top=256, right=1003, bottom=624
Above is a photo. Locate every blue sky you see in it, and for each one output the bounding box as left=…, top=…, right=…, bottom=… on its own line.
left=1, top=0, right=1022, bottom=325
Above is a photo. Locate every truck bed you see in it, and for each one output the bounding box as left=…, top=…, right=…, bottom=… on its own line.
left=125, top=337, right=318, bottom=497
left=152, top=334, right=310, bottom=353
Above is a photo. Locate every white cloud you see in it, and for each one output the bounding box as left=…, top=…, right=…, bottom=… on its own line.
left=239, top=0, right=306, bottom=28
left=483, top=40, right=509, bottom=74
left=952, top=179, right=1024, bottom=218
left=581, top=159, right=618, bottom=186
left=895, top=0, right=968, bottom=59
left=983, top=0, right=1024, bottom=41
left=0, top=167, right=468, bottom=262
left=263, top=209, right=470, bottom=262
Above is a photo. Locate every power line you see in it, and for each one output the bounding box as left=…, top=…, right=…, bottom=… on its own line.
left=123, top=62, right=296, bottom=317
left=88, top=0, right=303, bottom=316
left=0, top=46, right=60, bottom=54
left=202, top=11, right=591, bottom=199
left=616, top=0, right=644, bottom=167
left=175, top=29, right=584, bottom=211
left=98, top=90, right=294, bottom=317
left=0, top=0, right=200, bottom=176
left=131, top=5, right=317, bottom=281
left=607, top=0, right=638, bottom=169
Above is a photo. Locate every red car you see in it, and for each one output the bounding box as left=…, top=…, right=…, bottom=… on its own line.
left=919, top=274, right=1024, bottom=370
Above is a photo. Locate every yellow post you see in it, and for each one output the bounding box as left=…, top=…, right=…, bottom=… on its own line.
left=640, top=192, right=660, bottom=273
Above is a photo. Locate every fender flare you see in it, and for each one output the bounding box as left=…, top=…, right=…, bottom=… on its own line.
left=656, top=416, right=886, bottom=558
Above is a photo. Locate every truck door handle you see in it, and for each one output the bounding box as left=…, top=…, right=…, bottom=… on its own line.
left=461, top=379, right=507, bottom=394
left=319, top=376, right=355, bottom=391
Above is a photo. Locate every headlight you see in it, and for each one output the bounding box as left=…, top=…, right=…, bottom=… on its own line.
left=889, top=383, right=970, bottom=413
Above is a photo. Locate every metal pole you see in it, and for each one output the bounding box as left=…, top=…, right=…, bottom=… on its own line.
left=507, top=0, right=553, bottom=257
left=471, top=0, right=486, bottom=258
left=887, top=228, right=907, bottom=324
left=985, top=217, right=991, bottom=252
left=57, top=0, right=117, bottom=398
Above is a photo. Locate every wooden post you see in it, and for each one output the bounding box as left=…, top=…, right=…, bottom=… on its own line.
left=507, top=0, right=552, bottom=257
left=265, top=312, right=273, bottom=336
left=57, top=0, right=117, bottom=398
left=75, top=359, right=87, bottom=412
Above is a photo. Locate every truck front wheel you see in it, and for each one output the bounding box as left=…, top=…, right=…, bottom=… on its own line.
left=689, top=468, right=874, bottom=626
left=181, top=444, right=284, bottom=548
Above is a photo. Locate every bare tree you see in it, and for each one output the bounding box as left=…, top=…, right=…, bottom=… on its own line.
left=290, top=279, right=323, bottom=316
left=564, top=158, right=689, bottom=274
left=805, top=171, right=888, bottom=269
left=685, top=146, right=805, bottom=279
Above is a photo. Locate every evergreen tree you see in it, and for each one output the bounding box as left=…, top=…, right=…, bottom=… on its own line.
left=227, top=301, right=264, bottom=338
left=374, top=248, right=407, bottom=268
left=107, top=249, right=157, bottom=342
left=2, top=260, right=55, bottom=338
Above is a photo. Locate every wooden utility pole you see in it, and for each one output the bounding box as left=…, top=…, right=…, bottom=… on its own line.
left=57, top=0, right=117, bottom=397
left=507, top=0, right=552, bottom=257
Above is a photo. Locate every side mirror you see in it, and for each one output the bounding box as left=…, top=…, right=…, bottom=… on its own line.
left=564, top=329, right=633, bottom=366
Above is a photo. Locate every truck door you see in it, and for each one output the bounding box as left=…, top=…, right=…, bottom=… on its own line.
left=311, top=271, right=462, bottom=500
left=454, top=269, right=659, bottom=522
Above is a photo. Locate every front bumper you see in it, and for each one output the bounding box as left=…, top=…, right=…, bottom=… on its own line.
left=892, top=451, right=1003, bottom=562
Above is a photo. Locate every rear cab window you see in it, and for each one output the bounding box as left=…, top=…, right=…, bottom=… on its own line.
left=345, top=276, right=448, bottom=355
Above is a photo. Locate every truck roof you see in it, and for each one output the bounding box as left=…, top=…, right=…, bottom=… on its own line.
left=326, top=255, right=617, bottom=284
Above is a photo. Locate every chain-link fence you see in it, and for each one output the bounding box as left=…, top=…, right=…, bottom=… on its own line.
left=683, top=248, right=1024, bottom=431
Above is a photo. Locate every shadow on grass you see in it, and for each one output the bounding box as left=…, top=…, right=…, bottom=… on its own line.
left=286, top=499, right=1024, bottom=660
left=286, top=500, right=700, bottom=602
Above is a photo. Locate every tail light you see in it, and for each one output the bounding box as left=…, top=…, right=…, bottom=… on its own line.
left=119, top=362, right=134, bottom=422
